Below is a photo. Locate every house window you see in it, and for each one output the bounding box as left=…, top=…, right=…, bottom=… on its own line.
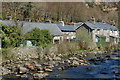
left=54, top=40, right=60, bottom=44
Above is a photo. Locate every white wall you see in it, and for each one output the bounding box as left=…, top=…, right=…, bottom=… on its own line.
left=92, top=29, right=119, bottom=43
left=53, top=36, right=63, bottom=44
left=62, top=32, right=76, bottom=40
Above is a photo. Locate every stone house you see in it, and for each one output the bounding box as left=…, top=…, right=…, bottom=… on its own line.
left=74, top=22, right=119, bottom=45
left=1, top=20, right=77, bottom=44
left=22, top=22, right=64, bottom=44
left=1, top=20, right=119, bottom=46
left=57, top=24, right=76, bottom=42
left=0, top=20, right=64, bottom=44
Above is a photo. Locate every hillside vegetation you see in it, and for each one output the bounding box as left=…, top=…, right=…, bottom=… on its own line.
left=1, top=2, right=119, bottom=28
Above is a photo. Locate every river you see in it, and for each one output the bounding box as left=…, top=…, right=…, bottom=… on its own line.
left=2, top=52, right=120, bottom=80
left=45, top=52, right=120, bottom=79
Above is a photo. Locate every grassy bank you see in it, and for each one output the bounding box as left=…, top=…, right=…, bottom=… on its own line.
left=1, top=42, right=120, bottom=62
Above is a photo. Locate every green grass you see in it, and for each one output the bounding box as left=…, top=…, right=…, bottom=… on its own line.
left=64, top=49, right=96, bottom=54
left=1, top=48, right=17, bottom=61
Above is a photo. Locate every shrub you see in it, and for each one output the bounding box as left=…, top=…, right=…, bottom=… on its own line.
left=56, top=41, right=79, bottom=54
left=2, top=48, right=17, bottom=60
left=96, top=36, right=111, bottom=50
left=76, top=28, right=95, bottom=49
left=1, top=24, right=24, bottom=48
left=24, top=28, right=53, bottom=47
left=86, top=2, right=94, bottom=8
left=57, top=43, right=67, bottom=54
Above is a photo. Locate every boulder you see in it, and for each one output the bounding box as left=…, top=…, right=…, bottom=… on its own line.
left=48, top=61, right=56, bottom=65
left=65, top=60, right=71, bottom=63
left=25, top=63, right=38, bottom=71
left=43, top=66, right=53, bottom=72
left=48, top=57, right=53, bottom=61
left=20, top=74, right=28, bottom=78
left=58, top=66, right=66, bottom=71
left=19, top=66, right=28, bottom=74
left=38, top=70, right=44, bottom=73
left=35, top=64, right=43, bottom=71
left=72, top=60, right=79, bottom=65
left=80, top=63, right=85, bottom=65
left=79, top=60, right=84, bottom=63
left=33, top=73, right=48, bottom=79
left=0, top=67, right=11, bottom=75
left=53, top=57, right=61, bottom=61
left=69, top=57, right=74, bottom=60
left=73, top=57, right=79, bottom=60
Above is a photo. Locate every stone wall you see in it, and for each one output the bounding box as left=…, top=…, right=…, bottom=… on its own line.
left=12, top=46, right=58, bottom=59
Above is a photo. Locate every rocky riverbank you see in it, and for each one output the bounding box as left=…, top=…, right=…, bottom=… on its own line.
left=1, top=49, right=120, bottom=79
left=1, top=51, right=89, bottom=79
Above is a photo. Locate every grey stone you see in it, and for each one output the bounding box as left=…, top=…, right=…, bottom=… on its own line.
left=69, top=57, right=74, bottom=60
left=43, top=66, right=53, bottom=72
left=0, top=66, right=11, bottom=75
left=54, top=57, right=61, bottom=61
left=65, top=60, right=71, bottom=63
left=38, top=70, right=44, bottom=73
left=73, top=57, right=79, bottom=60
left=48, top=57, right=53, bottom=61
left=19, top=66, right=28, bottom=74
left=35, top=64, right=42, bottom=67
left=72, top=60, right=79, bottom=65
left=44, top=68, right=53, bottom=72
left=33, top=73, right=48, bottom=78
left=35, top=64, right=43, bottom=70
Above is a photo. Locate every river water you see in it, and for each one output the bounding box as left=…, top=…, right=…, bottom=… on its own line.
left=2, top=52, right=120, bottom=80
left=46, top=52, right=120, bottom=79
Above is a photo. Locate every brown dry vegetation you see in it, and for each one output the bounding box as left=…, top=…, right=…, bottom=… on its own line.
left=2, top=2, right=119, bottom=28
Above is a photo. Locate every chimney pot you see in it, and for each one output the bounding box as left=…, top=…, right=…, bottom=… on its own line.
left=59, top=21, right=64, bottom=26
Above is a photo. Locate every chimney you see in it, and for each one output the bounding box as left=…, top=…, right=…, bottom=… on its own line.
left=59, top=21, right=64, bottom=26
left=92, top=17, right=96, bottom=24
left=45, top=19, right=51, bottom=23
left=29, top=19, right=31, bottom=22
left=93, top=17, right=95, bottom=24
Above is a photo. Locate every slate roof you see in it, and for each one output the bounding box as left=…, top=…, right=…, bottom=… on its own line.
left=74, top=22, right=84, bottom=30
left=94, top=23, right=118, bottom=30
left=75, top=22, right=118, bottom=30
left=0, top=20, right=63, bottom=36
left=23, top=22, right=63, bottom=36
left=57, top=24, right=75, bottom=32
left=0, top=20, right=16, bottom=26
left=84, top=22, right=99, bottom=29
left=0, top=20, right=26, bottom=28
left=96, top=34, right=105, bottom=37
left=1, top=20, right=118, bottom=36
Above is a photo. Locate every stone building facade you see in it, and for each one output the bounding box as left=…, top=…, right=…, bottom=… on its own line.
left=74, top=22, right=119, bottom=45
